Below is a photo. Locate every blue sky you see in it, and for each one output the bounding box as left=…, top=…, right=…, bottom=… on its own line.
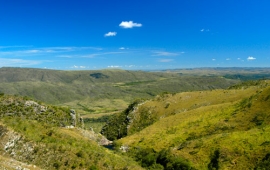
left=0, top=0, right=269, bottom=70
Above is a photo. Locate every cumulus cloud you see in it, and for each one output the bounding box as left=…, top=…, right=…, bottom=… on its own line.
left=119, top=21, right=142, bottom=28
left=212, top=59, right=216, bottom=61
left=104, top=32, right=117, bottom=37
left=119, top=47, right=125, bottom=50
left=247, top=56, right=256, bottom=61
left=226, top=58, right=231, bottom=61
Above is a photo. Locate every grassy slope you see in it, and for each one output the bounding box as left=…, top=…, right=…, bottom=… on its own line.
left=118, top=80, right=270, bottom=169
left=0, top=67, right=239, bottom=115
left=0, top=95, right=142, bottom=170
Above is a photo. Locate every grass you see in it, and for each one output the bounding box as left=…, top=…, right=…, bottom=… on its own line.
left=0, top=94, right=143, bottom=170
left=0, top=67, right=242, bottom=116
left=102, top=82, right=263, bottom=139
left=115, top=80, right=270, bottom=169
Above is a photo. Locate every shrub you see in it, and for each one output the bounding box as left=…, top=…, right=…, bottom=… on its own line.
left=208, top=149, right=220, bottom=170
left=255, top=153, right=270, bottom=170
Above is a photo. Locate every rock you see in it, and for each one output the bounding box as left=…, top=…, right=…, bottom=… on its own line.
left=120, top=145, right=129, bottom=152
left=24, top=101, right=39, bottom=107
left=65, top=125, right=74, bottom=129
left=24, top=101, right=47, bottom=113
left=98, top=136, right=113, bottom=146
left=70, top=109, right=76, bottom=126
left=79, top=117, right=84, bottom=128
left=5, top=113, right=14, bottom=116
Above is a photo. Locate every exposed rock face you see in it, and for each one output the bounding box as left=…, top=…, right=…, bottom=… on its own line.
left=120, top=145, right=129, bottom=152
left=78, top=128, right=112, bottom=146
left=79, top=116, right=84, bottom=128
left=70, top=109, right=76, bottom=127
left=25, top=101, right=47, bottom=113
left=0, top=125, right=35, bottom=163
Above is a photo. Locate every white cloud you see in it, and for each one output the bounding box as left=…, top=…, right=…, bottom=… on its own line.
left=152, top=51, right=179, bottom=57
left=237, top=58, right=241, bottom=60
left=104, top=32, right=117, bottom=37
left=0, top=58, right=43, bottom=66
left=108, top=65, right=122, bottom=68
left=212, top=59, right=216, bottom=61
left=247, top=56, right=256, bottom=61
left=226, top=58, right=231, bottom=61
left=119, top=47, right=125, bottom=50
left=72, top=65, right=87, bottom=69
left=158, top=59, right=173, bottom=63
left=119, top=21, right=142, bottom=28
left=126, top=65, right=135, bottom=68
left=200, top=29, right=209, bottom=32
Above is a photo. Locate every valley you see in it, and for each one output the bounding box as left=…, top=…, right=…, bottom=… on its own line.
left=0, top=67, right=269, bottom=169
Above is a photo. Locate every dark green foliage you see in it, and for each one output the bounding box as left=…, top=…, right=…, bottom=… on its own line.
left=265, top=95, right=270, bottom=101
left=208, top=149, right=220, bottom=170
left=252, top=115, right=264, bottom=126
left=90, top=72, right=109, bottom=79
left=255, top=153, right=270, bottom=170
left=89, top=165, right=98, bottom=170
left=100, top=111, right=128, bottom=141
left=156, top=149, right=192, bottom=170
left=237, top=96, right=253, bottom=109
left=129, top=148, right=192, bottom=170
left=84, top=115, right=111, bottom=123
left=101, top=99, right=144, bottom=140
left=224, top=74, right=270, bottom=81
left=228, top=80, right=265, bottom=89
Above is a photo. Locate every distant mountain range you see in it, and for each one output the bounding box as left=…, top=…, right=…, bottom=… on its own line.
left=2, top=67, right=262, bottom=114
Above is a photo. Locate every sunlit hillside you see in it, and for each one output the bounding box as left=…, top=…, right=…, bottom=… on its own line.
left=107, top=80, right=270, bottom=169
left=0, top=67, right=241, bottom=115
left=0, top=94, right=142, bottom=169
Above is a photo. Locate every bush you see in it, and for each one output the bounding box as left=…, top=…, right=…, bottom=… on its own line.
left=255, top=153, right=270, bottom=170
left=130, top=148, right=193, bottom=170
left=208, top=149, right=220, bottom=170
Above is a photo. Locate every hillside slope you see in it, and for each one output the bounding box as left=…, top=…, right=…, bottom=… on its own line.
left=0, top=94, right=142, bottom=169
left=110, top=80, right=270, bottom=169
left=0, top=67, right=239, bottom=114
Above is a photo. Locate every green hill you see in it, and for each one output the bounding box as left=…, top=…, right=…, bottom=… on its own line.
left=0, top=67, right=240, bottom=115
left=102, top=80, right=270, bottom=169
left=0, top=94, right=142, bottom=169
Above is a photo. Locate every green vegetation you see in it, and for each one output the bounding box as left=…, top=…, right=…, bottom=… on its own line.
left=0, top=67, right=241, bottom=115
left=1, top=67, right=270, bottom=169
left=101, top=99, right=144, bottom=140
left=83, top=114, right=112, bottom=132
left=113, top=80, right=270, bottom=169
left=128, top=147, right=193, bottom=169
left=0, top=94, right=142, bottom=169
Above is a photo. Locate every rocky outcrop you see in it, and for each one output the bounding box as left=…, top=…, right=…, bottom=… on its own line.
left=0, top=124, right=38, bottom=169
left=25, top=101, right=47, bottom=113
left=70, top=109, right=77, bottom=127
left=78, top=128, right=112, bottom=146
